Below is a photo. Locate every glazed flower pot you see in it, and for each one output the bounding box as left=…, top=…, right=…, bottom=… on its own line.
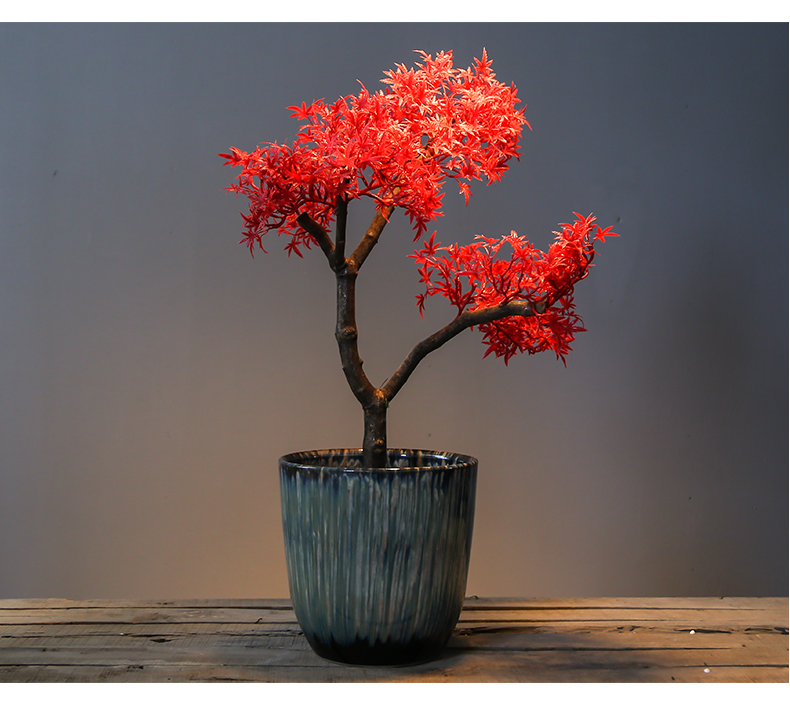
left=279, top=448, right=477, bottom=666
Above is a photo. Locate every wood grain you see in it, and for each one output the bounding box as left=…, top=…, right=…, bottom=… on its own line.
left=0, top=597, right=786, bottom=682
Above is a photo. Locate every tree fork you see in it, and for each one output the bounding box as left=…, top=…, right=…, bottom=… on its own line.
left=299, top=206, right=392, bottom=468
left=334, top=256, right=389, bottom=467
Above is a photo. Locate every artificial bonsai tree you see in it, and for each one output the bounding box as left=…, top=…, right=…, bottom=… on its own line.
left=221, top=49, right=616, bottom=469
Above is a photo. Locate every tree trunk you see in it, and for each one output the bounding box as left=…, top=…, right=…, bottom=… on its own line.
left=298, top=205, right=547, bottom=470
left=300, top=205, right=394, bottom=469
left=363, top=395, right=388, bottom=468
left=334, top=264, right=389, bottom=468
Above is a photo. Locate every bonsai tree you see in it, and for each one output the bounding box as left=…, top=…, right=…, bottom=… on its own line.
left=221, top=49, right=616, bottom=469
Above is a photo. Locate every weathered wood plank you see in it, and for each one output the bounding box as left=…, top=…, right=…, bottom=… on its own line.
left=0, top=607, right=299, bottom=625
left=1, top=627, right=784, bottom=670
left=458, top=609, right=786, bottom=625
left=464, top=596, right=788, bottom=610
left=0, top=641, right=783, bottom=669
left=0, top=598, right=293, bottom=610
left=0, top=596, right=783, bottom=610
left=0, top=622, right=300, bottom=639
left=1, top=603, right=785, bottom=627
left=0, top=659, right=785, bottom=683
left=0, top=598, right=784, bottom=682
left=1, top=622, right=784, bottom=650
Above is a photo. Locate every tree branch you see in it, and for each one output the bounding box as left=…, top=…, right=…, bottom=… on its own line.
left=335, top=267, right=377, bottom=407
left=296, top=212, right=335, bottom=264
left=382, top=299, right=548, bottom=402
left=330, top=197, right=348, bottom=271
left=349, top=204, right=394, bottom=269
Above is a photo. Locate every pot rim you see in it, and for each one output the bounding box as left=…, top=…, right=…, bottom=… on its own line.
left=279, top=448, right=478, bottom=473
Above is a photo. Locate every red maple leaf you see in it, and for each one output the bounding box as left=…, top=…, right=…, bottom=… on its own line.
left=222, top=50, right=617, bottom=364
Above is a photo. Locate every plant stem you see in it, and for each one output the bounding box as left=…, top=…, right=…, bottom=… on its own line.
left=299, top=205, right=549, bottom=469
left=330, top=197, right=348, bottom=271
left=296, top=212, right=334, bottom=259
left=382, top=299, right=547, bottom=404
left=363, top=393, right=388, bottom=469
left=300, top=206, right=392, bottom=468
left=334, top=265, right=375, bottom=404
left=349, top=204, right=393, bottom=270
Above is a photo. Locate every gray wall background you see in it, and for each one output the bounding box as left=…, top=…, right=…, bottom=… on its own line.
left=0, top=23, right=786, bottom=600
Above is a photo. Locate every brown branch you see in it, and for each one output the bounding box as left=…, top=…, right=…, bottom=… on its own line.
left=296, top=205, right=374, bottom=405
left=349, top=203, right=394, bottom=270
left=348, top=141, right=430, bottom=270
left=299, top=201, right=389, bottom=466
left=334, top=265, right=377, bottom=401
left=382, top=299, right=548, bottom=402
left=296, top=212, right=334, bottom=263
left=330, top=197, right=349, bottom=271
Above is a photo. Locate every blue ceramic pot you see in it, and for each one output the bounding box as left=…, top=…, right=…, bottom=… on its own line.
left=279, top=448, right=477, bottom=666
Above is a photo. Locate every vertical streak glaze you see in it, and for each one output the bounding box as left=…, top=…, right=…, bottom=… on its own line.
left=280, top=449, right=477, bottom=665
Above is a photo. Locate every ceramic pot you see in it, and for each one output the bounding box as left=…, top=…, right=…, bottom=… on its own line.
left=279, top=448, right=477, bottom=666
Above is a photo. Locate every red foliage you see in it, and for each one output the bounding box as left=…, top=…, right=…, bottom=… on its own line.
left=410, top=215, right=618, bottom=364
left=220, top=49, right=528, bottom=256
left=221, top=49, right=616, bottom=364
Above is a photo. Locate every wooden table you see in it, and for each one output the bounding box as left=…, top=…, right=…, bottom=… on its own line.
left=0, top=597, right=786, bottom=682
